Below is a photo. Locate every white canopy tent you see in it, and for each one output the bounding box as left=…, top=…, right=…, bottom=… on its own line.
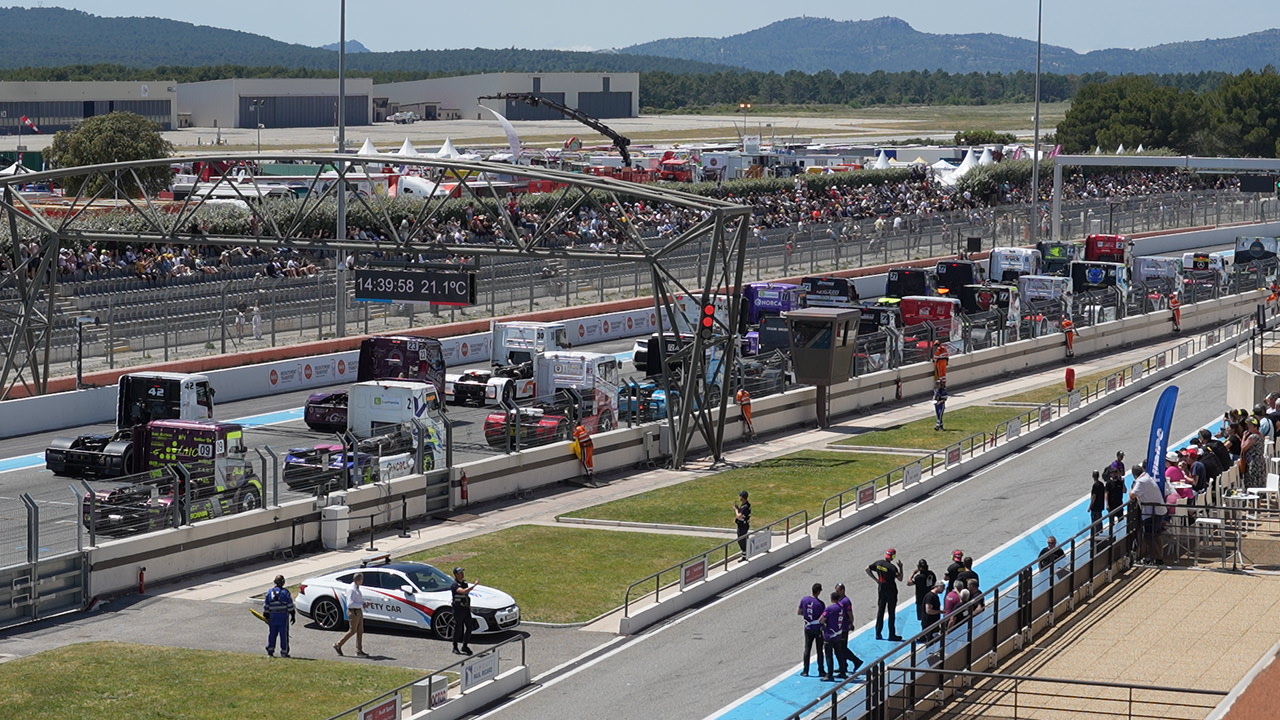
left=396, top=138, right=420, bottom=157
left=355, top=138, right=380, bottom=156
left=873, top=151, right=892, bottom=170
left=0, top=161, right=30, bottom=176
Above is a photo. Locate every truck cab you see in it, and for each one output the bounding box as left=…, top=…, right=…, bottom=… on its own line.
left=1037, top=241, right=1081, bottom=275
left=483, top=351, right=620, bottom=449
left=1134, top=256, right=1186, bottom=310
left=989, top=247, right=1042, bottom=283
left=934, top=259, right=983, bottom=297
left=799, top=276, right=860, bottom=309
left=82, top=419, right=262, bottom=536
left=287, top=380, right=447, bottom=490
left=47, top=372, right=215, bottom=477
left=447, top=321, right=571, bottom=407
left=305, top=336, right=446, bottom=432
left=1084, top=234, right=1130, bottom=264
left=877, top=267, right=937, bottom=305
left=1183, top=251, right=1231, bottom=288
left=900, top=296, right=964, bottom=355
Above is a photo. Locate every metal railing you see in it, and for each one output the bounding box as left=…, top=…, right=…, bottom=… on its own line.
left=321, top=634, right=527, bottom=720
left=819, top=314, right=1254, bottom=526
left=622, top=508, right=809, bottom=617
left=888, top=667, right=1226, bottom=720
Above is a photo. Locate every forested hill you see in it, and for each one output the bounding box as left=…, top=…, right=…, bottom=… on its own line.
left=0, top=6, right=733, bottom=74
left=623, top=16, right=1280, bottom=75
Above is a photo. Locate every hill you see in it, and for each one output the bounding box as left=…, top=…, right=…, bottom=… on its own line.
left=622, top=16, right=1280, bottom=75
left=0, top=7, right=735, bottom=75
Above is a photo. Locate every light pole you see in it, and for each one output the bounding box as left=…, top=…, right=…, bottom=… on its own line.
left=335, top=0, right=349, bottom=337
left=1029, top=0, right=1044, bottom=243
left=75, top=316, right=98, bottom=389
left=248, top=99, right=265, bottom=153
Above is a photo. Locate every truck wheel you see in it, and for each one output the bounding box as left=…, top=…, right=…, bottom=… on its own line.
left=432, top=608, right=456, bottom=641
left=312, top=597, right=346, bottom=631
left=501, top=383, right=515, bottom=405
left=556, top=422, right=571, bottom=442
left=237, top=487, right=262, bottom=513
left=599, top=412, right=614, bottom=432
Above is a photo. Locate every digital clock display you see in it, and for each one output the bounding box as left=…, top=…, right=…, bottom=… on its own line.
left=353, top=268, right=477, bottom=306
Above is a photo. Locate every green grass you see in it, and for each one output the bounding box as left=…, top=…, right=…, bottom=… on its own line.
left=834, top=406, right=1021, bottom=451
left=404, top=525, right=722, bottom=623
left=0, top=642, right=422, bottom=720
left=998, top=366, right=1127, bottom=405
left=562, top=450, right=922, bottom=528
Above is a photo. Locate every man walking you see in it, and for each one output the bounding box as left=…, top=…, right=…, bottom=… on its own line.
left=797, top=583, right=825, bottom=677
left=333, top=572, right=368, bottom=657
left=933, top=381, right=948, bottom=431
left=866, top=548, right=904, bottom=641
left=263, top=574, right=295, bottom=658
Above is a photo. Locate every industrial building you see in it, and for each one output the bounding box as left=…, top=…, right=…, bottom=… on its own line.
left=375, top=72, right=639, bottom=122
left=0, top=81, right=178, bottom=135
left=176, top=78, right=373, bottom=130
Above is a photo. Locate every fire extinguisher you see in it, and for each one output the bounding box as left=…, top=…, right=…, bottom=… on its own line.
left=894, top=375, right=903, bottom=401
left=138, top=566, right=147, bottom=595
left=460, top=471, right=469, bottom=504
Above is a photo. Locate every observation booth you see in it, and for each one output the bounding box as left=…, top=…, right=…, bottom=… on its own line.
left=786, top=307, right=861, bottom=427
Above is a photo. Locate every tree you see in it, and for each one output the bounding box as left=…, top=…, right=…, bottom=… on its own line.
left=1205, top=67, right=1280, bottom=157
left=954, top=129, right=1017, bottom=146
left=43, top=112, right=173, bottom=196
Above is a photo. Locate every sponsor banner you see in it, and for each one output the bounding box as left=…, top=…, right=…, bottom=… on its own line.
left=746, top=530, right=771, bottom=559
left=1039, top=406, right=1052, bottom=425
left=947, top=446, right=962, bottom=466
left=1006, top=417, right=1022, bottom=441
left=462, top=653, right=500, bottom=692
left=857, top=483, right=876, bottom=508
left=360, top=694, right=400, bottom=720
left=440, top=334, right=492, bottom=367
left=681, top=557, right=708, bottom=589
left=902, top=462, right=922, bottom=487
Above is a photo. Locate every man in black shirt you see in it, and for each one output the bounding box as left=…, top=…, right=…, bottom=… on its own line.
left=865, top=548, right=904, bottom=641
left=944, top=550, right=965, bottom=589
left=1038, top=537, right=1066, bottom=572
left=921, top=582, right=944, bottom=641
left=1089, top=471, right=1107, bottom=526
left=450, top=567, right=475, bottom=655
left=734, top=491, right=752, bottom=562
left=955, top=556, right=979, bottom=589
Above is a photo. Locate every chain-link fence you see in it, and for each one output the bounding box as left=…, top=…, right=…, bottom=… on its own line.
left=31, top=189, right=1278, bottom=378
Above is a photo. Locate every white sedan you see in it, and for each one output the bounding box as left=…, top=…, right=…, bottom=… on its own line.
left=296, top=560, right=520, bottom=641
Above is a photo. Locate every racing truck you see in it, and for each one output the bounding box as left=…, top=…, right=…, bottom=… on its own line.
left=875, top=267, right=937, bottom=306
left=304, top=335, right=446, bottom=432
left=934, top=259, right=983, bottom=297
left=447, top=322, right=571, bottom=407
left=1036, top=240, right=1081, bottom=275
left=989, top=247, right=1043, bottom=283
left=47, top=372, right=215, bottom=477
left=1134, top=256, right=1186, bottom=311
left=1017, top=275, right=1073, bottom=336
left=483, top=351, right=619, bottom=450
left=81, top=420, right=263, bottom=536
left=1084, top=234, right=1130, bottom=264
left=286, top=380, right=447, bottom=491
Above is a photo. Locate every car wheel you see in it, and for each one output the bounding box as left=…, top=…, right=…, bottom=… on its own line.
left=312, top=597, right=345, bottom=631
left=237, top=486, right=262, bottom=513
left=432, top=607, right=456, bottom=641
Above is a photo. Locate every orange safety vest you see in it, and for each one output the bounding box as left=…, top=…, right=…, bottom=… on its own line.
left=573, top=424, right=592, bottom=445
left=933, top=344, right=949, bottom=361
left=736, top=389, right=752, bottom=406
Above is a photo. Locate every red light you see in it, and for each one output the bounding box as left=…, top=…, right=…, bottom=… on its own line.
left=701, top=316, right=714, bottom=327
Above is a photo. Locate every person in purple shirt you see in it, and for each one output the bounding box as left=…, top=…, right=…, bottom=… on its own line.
left=797, top=583, right=826, bottom=677
left=819, top=592, right=847, bottom=682
left=833, top=583, right=863, bottom=675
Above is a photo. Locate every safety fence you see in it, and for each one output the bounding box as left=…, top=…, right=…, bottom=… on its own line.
left=819, top=315, right=1253, bottom=526
left=321, top=635, right=527, bottom=720
left=622, top=509, right=809, bottom=617
left=21, top=187, right=1276, bottom=377
left=882, top=667, right=1226, bottom=720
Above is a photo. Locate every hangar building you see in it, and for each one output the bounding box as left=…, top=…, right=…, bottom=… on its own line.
left=375, top=72, right=639, bottom=122
left=0, top=81, right=178, bottom=135
left=177, top=78, right=374, bottom=129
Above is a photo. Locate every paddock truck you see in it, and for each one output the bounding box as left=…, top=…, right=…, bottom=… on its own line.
left=285, top=380, right=447, bottom=491
left=46, top=372, right=215, bottom=477
left=447, top=321, right=572, bottom=407
left=482, top=351, right=619, bottom=449
left=304, top=335, right=446, bottom=432
left=80, top=420, right=263, bottom=536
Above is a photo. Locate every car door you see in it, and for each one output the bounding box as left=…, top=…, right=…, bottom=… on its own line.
left=359, top=571, right=399, bottom=625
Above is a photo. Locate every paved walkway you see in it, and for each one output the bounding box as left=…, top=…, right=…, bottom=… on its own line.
left=935, top=567, right=1280, bottom=719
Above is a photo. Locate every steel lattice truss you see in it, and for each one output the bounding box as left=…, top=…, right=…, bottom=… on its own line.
left=0, top=153, right=753, bottom=467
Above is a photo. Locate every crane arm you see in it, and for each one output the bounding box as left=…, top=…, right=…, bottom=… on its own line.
left=478, top=93, right=632, bottom=168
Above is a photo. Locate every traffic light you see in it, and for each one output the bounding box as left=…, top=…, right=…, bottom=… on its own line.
left=698, top=302, right=716, bottom=342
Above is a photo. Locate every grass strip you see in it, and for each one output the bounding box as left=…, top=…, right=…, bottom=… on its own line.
left=562, top=450, right=923, bottom=529
left=833, top=406, right=1021, bottom=451
left=405, top=525, right=722, bottom=624
left=0, top=642, right=422, bottom=720
left=997, top=366, right=1129, bottom=405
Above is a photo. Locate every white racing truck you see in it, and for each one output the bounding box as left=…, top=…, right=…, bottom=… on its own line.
left=285, top=380, right=447, bottom=490
left=447, top=321, right=572, bottom=407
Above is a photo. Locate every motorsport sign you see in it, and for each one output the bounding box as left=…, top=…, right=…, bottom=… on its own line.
left=354, top=268, right=477, bottom=306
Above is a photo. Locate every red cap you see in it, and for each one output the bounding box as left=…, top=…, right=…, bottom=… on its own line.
left=885, top=548, right=897, bottom=558
left=953, top=550, right=964, bottom=560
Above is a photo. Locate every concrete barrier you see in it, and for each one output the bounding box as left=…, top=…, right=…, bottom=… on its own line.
left=407, top=666, right=530, bottom=720
left=617, top=534, right=812, bottom=636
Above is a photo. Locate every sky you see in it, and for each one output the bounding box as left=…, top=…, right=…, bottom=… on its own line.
left=10, top=1, right=1277, bottom=54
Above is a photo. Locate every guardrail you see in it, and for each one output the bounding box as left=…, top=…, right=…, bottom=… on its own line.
left=622, top=508, right=809, bottom=617
left=819, top=314, right=1254, bottom=526
left=321, top=634, right=527, bottom=720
